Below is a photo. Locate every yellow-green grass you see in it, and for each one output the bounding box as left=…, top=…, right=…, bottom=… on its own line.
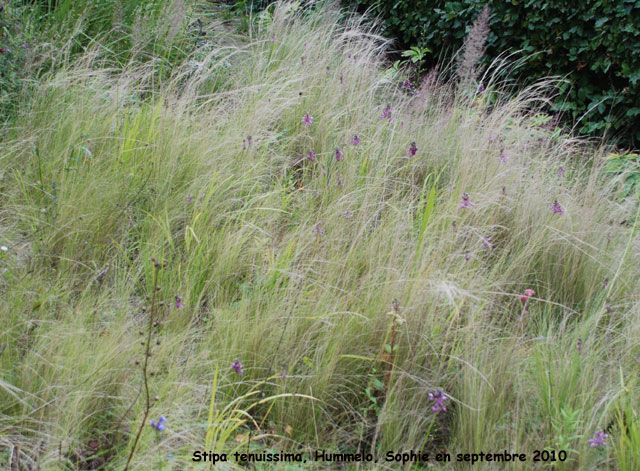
left=1, top=2, right=638, bottom=470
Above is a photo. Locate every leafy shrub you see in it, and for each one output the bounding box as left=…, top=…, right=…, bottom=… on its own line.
left=349, top=0, right=640, bottom=146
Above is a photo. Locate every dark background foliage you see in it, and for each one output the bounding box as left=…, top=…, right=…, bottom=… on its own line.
left=348, top=0, right=640, bottom=147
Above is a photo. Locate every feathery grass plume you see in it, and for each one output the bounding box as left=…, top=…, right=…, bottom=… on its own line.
left=456, top=4, right=491, bottom=93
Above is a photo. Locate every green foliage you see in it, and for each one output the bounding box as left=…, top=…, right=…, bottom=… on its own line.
left=0, top=2, right=36, bottom=118
left=604, top=152, right=640, bottom=199
left=350, top=0, right=640, bottom=146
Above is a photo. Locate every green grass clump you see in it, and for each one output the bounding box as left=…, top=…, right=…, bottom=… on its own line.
left=1, top=2, right=639, bottom=470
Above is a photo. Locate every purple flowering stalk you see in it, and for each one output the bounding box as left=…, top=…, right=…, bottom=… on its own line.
left=588, top=431, right=609, bottom=448
left=459, top=193, right=475, bottom=209
left=551, top=200, right=564, bottom=214
left=350, top=134, right=361, bottom=146
left=231, top=359, right=244, bottom=376
left=408, top=142, right=418, bottom=157
left=150, top=416, right=167, bottom=432
left=429, top=390, right=448, bottom=412
left=335, top=148, right=343, bottom=161
left=307, top=151, right=316, bottom=162
left=380, top=104, right=392, bottom=121
left=302, top=113, right=313, bottom=126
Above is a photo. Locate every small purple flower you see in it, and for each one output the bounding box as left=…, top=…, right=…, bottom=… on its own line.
left=380, top=104, right=392, bottom=121
left=557, top=166, right=565, bottom=177
left=175, top=296, right=184, bottom=309
left=150, top=416, right=167, bottom=431
left=403, top=79, right=412, bottom=91
left=231, top=359, right=244, bottom=376
left=577, top=338, right=582, bottom=354
left=335, top=148, right=343, bottom=161
left=350, top=134, right=361, bottom=146
left=313, top=225, right=325, bottom=235
left=499, top=149, right=508, bottom=163
left=302, top=113, right=313, bottom=127
left=247, top=135, right=253, bottom=147
left=482, top=237, right=492, bottom=249
left=551, top=200, right=564, bottom=214
left=337, top=175, right=343, bottom=187
left=459, top=193, right=475, bottom=209
left=408, top=142, right=418, bottom=157
left=307, top=151, right=316, bottom=161
left=428, top=390, right=448, bottom=413
left=588, top=431, right=609, bottom=448
left=344, top=210, right=352, bottom=219
left=603, top=278, right=609, bottom=289
left=464, top=252, right=471, bottom=261
left=476, top=83, right=485, bottom=94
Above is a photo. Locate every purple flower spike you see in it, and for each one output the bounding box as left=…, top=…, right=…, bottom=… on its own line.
left=499, top=149, right=508, bottom=163
left=302, top=113, right=313, bottom=126
left=350, top=134, right=361, bottom=146
left=557, top=166, right=565, bottom=177
left=428, top=390, right=448, bottom=413
left=588, top=431, right=609, bottom=448
left=459, top=193, right=475, bottom=209
left=403, top=79, right=412, bottom=91
left=477, top=83, right=485, bottom=94
left=335, top=148, right=343, bottom=161
left=307, top=151, right=316, bottom=162
left=150, top=416, right=167, bottom=431
left=175, top=296, right=184, bottom=309
left=551, top=200, right=564, bottom=214
left=408, top=142, right=418, bottom=157
left=231, top=359, right=244, bottom=376
left=313, top=225, right=326, bottom=235
left=482, top=237, right=492, bottom=249
left=380, top=104, right=392, bottom=121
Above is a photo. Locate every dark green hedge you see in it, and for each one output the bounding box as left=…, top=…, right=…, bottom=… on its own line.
left=349, top=0, right=640, bottom=146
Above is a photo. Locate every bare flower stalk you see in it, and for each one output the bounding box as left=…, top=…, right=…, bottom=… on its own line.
left=123, top=259, right=163, bottom=471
